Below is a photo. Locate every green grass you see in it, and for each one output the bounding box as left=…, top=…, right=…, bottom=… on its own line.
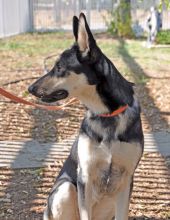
left=0, top=32, right=72, bottom=56
left=0, top=32, right=170, bottom=83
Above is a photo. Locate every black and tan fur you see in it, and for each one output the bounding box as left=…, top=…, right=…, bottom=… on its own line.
left=28, top=13, right=144, bottom=220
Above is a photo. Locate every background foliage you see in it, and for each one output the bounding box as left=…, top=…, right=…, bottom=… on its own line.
left=107, top=0, right=134, bottom=38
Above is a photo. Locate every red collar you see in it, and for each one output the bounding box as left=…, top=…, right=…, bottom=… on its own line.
left=98, top=104, right=128, bottom=117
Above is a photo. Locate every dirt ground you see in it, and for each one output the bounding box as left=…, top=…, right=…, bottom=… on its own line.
left=0, top=33, right=170, bottom=219
left=0, top=153, right=170, bottom=220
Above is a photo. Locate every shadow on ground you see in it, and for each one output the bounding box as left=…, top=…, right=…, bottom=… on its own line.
left=117, top=39, right=170, bottom=219
left=0, top=106, right=68, bottom=219
left=117, top=38, right=169, bottom=132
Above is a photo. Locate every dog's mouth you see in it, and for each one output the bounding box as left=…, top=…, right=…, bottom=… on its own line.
left=41, top=89, right=68, bottom=103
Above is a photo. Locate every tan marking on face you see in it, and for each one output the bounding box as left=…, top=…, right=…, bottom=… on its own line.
left=37, top=75, right=67, bottom=96
left=52, top=72, right=108, bottom=114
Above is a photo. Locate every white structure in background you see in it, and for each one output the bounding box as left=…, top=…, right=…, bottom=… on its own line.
left=0, top=0, right=33, bottom=38
left=146, top=7, right=159, bottom=46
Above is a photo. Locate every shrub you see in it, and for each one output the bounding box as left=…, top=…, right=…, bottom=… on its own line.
left=156, top=30, right=170, bottom=44
left=107, top=1, right=134, bottom=38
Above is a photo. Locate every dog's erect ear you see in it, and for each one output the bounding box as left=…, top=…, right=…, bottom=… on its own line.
left=77, top=13, right=95, bottom=54
left=73, top=16, right=79, bottom=41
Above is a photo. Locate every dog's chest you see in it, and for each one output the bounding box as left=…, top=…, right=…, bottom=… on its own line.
left=78, top=134, right=142, bottom=195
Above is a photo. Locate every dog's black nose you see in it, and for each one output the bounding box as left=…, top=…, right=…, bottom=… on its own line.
left=28, top=84, right=36, bottom=95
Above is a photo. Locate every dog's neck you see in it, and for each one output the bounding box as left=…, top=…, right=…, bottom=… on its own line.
left=77, top=83, right=132, bottom=116
left=77, top=54, right=134, bottom=116
left=77, top=87, right=109, bottom=115
left=71, top=45, right=134, bottom=115
left=94, top=54, right=134, bottom=114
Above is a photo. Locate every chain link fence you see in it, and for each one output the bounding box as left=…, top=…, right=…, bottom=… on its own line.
left=32, top=0, right=113, bottom=31
left=0, top=0, right=169, bottom=38
left=32, top=0, right=170, bottom=33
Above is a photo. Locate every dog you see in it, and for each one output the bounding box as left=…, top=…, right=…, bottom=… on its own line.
left=28, top=13, right=144, bottom=220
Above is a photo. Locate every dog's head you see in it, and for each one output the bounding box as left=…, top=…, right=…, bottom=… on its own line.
left=28, top=14, right=103, bottom=107
left=28, top=13, right=134, bottom=114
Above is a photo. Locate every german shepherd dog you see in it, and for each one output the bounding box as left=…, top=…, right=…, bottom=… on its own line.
left=28, top=13, right=144, bottom=220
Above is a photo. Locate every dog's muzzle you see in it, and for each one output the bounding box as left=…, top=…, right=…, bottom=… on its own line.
left=28, top=84, right=68, bottom=103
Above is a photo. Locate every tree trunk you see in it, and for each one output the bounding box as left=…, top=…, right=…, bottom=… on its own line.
left=117, top=0, right=133, bottom=37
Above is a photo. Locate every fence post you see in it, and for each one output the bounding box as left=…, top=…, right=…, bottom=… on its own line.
left=86, top=0, right=91, bottom=27
left=54, top=0, right=61, bottom=29
left=73, top=0, right=78, bottom=16
left=29, top=0, right=34, bottom=32
left=0, top=0, right=5, bottom=37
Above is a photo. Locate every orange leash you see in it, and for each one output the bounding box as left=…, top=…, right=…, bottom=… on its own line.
left=0, top=87, right=128, bottom=116
left=0, top=87, right=77, bottom=111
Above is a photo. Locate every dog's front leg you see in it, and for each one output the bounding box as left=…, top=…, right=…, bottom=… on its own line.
left=115, top=177, right=132, bottom=220
left=77, top=169, right=92, bottom=220
left=77, top=134, right=94, bottom=220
